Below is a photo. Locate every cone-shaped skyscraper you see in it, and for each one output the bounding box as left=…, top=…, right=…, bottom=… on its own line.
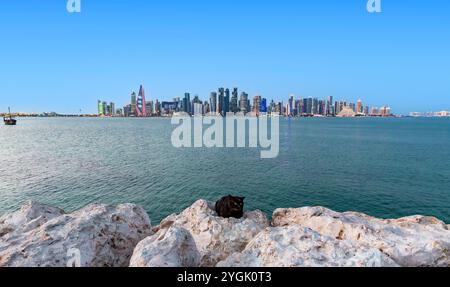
left=136, top=85, right=147, bottom=117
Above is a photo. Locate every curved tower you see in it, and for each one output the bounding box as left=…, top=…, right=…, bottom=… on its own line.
left=136, top=85, right=147, bottom=117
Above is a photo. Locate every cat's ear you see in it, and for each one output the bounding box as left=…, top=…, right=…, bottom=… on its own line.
left=240, top=197, right=246, bottom=201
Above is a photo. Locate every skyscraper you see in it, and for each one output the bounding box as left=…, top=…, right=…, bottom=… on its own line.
left=334, top=101, right=340, bottom=115
left=285, top=103, right=291, bottom=117
left=131, top=92, right=137, bottom=116
left=193, top=103, right=203, bottom=116
left=192, top=95, right=202, bottom=116
left=110, top=102, right=115, bottom=116
left=364, top=106, right=369, bottom=115
left=292, top=100, right=299, bottom=116
left=239, top=92, right=249, bottom=113
left=356, top=99, right=363, bottom=114
left=224, top=88, right=230, bottom=114
left=327, top=96, right=334, bottom=116
left=296, top=99, right=303, bottom=115
left=136, top=85, right=147, bottom=117
left=318, top=100, right=325, bottom=115
left=210, top=92, right=217, bottom=114
left=154, top=99, right=161, bottom=116
left=306, top=98, right=313, bottom=115
left=288, top=95, right=295, bottom=116
left=203, top=101, right=210, bottom=115
left=145, top=101, right=154, bottom=116
left=269, top=100, right=274, bottom=114
left=230, top=88, right=239, bottom=113
left=253, top=95, right=262, bottom=114
left=275, top=102, right=282, bottom=115
left=312, top=98, right=319, bottom=115
left=102, top=102, right=108, bottom=116
left=183, top=92, right=191, bottom=115
left=302, top=98, right=308, bottom=115
left=106, top=104, right=112, bottom=116
left=261, top=98, right=267, bottom=113
left=123, top=105, right=132, bottom=117
left=98, top=100, right=104, bottom=115
left=217, top=88, right=225, bottom=115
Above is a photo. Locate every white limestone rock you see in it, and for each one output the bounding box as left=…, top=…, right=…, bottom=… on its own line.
left=0, top=201, right=64, bottom=237
left=218, top=226, right=398, bottom=267
left=130, top=226, right=200, bottom=267
left=130, top=200, right=269, bottom=267
left=272, top=207, right=450, bottom=267
left=3, top=200, right=448, bottom=268
left=0, top=202, right=152, bottom=267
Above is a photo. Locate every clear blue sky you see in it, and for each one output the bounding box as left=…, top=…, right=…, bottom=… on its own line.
left=0, top=0, right=449, bottom=114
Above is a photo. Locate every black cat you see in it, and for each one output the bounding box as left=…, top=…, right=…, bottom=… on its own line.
left=215, top=195, right=245, bottom=219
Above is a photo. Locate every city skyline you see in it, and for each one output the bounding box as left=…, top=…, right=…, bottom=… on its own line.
left=97, top=85, right=393, bottom=118
left=1, top=1, right=449, bottom=114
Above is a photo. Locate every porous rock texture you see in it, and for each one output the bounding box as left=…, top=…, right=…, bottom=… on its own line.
left=0, top=201, right=152, bottom=267
left=271, top=207, right=450, bottom=267
left=129, top=200, right=269, bottom=267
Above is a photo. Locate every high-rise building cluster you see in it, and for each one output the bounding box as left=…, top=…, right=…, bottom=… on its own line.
left=97, top=100, right=120, bottom=117
left=282, top=96, right=391, bottom=118
left=98, top=85, right=393, bottom=118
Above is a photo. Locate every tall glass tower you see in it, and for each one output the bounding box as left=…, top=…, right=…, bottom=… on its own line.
left=183, top=93, right=191, bottom=114
left=210, top=92, right=217, bottom=114
left=230, top=88, right=238, bottom=113
left=217, top=88, right=225, bottom=115
left=261, top=98, right=267, bottom=113
left=98, top=100, right=104, bottom=115
left=224, top=88, right=230, bottom=114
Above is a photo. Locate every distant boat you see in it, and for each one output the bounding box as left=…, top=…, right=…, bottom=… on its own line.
left=3, top=107, right=17, bottom=126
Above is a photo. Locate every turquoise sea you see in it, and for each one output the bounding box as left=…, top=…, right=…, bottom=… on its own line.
left=0, top=117, right=449, bottom=223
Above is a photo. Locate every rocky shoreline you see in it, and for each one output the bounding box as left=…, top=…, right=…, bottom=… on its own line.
left=0, top=200, right=449, bottom=267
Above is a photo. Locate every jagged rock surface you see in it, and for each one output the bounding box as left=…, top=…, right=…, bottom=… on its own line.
left=130, top=200, right=269, bottom=267
left=1, top=201, right=449, bottom=267
left=0, top=202, right=65, bottom=237
left=0, top=201, right=152, bottom=267
left=218, top=226, right=399, bottom=267
left=272, top=207, right=450, bottom=267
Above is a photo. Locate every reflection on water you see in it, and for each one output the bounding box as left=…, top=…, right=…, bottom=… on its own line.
left=0, top=117, right=449, bottom=223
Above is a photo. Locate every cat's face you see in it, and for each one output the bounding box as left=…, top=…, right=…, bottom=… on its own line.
left=229, top=196, right=245, bottom=211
